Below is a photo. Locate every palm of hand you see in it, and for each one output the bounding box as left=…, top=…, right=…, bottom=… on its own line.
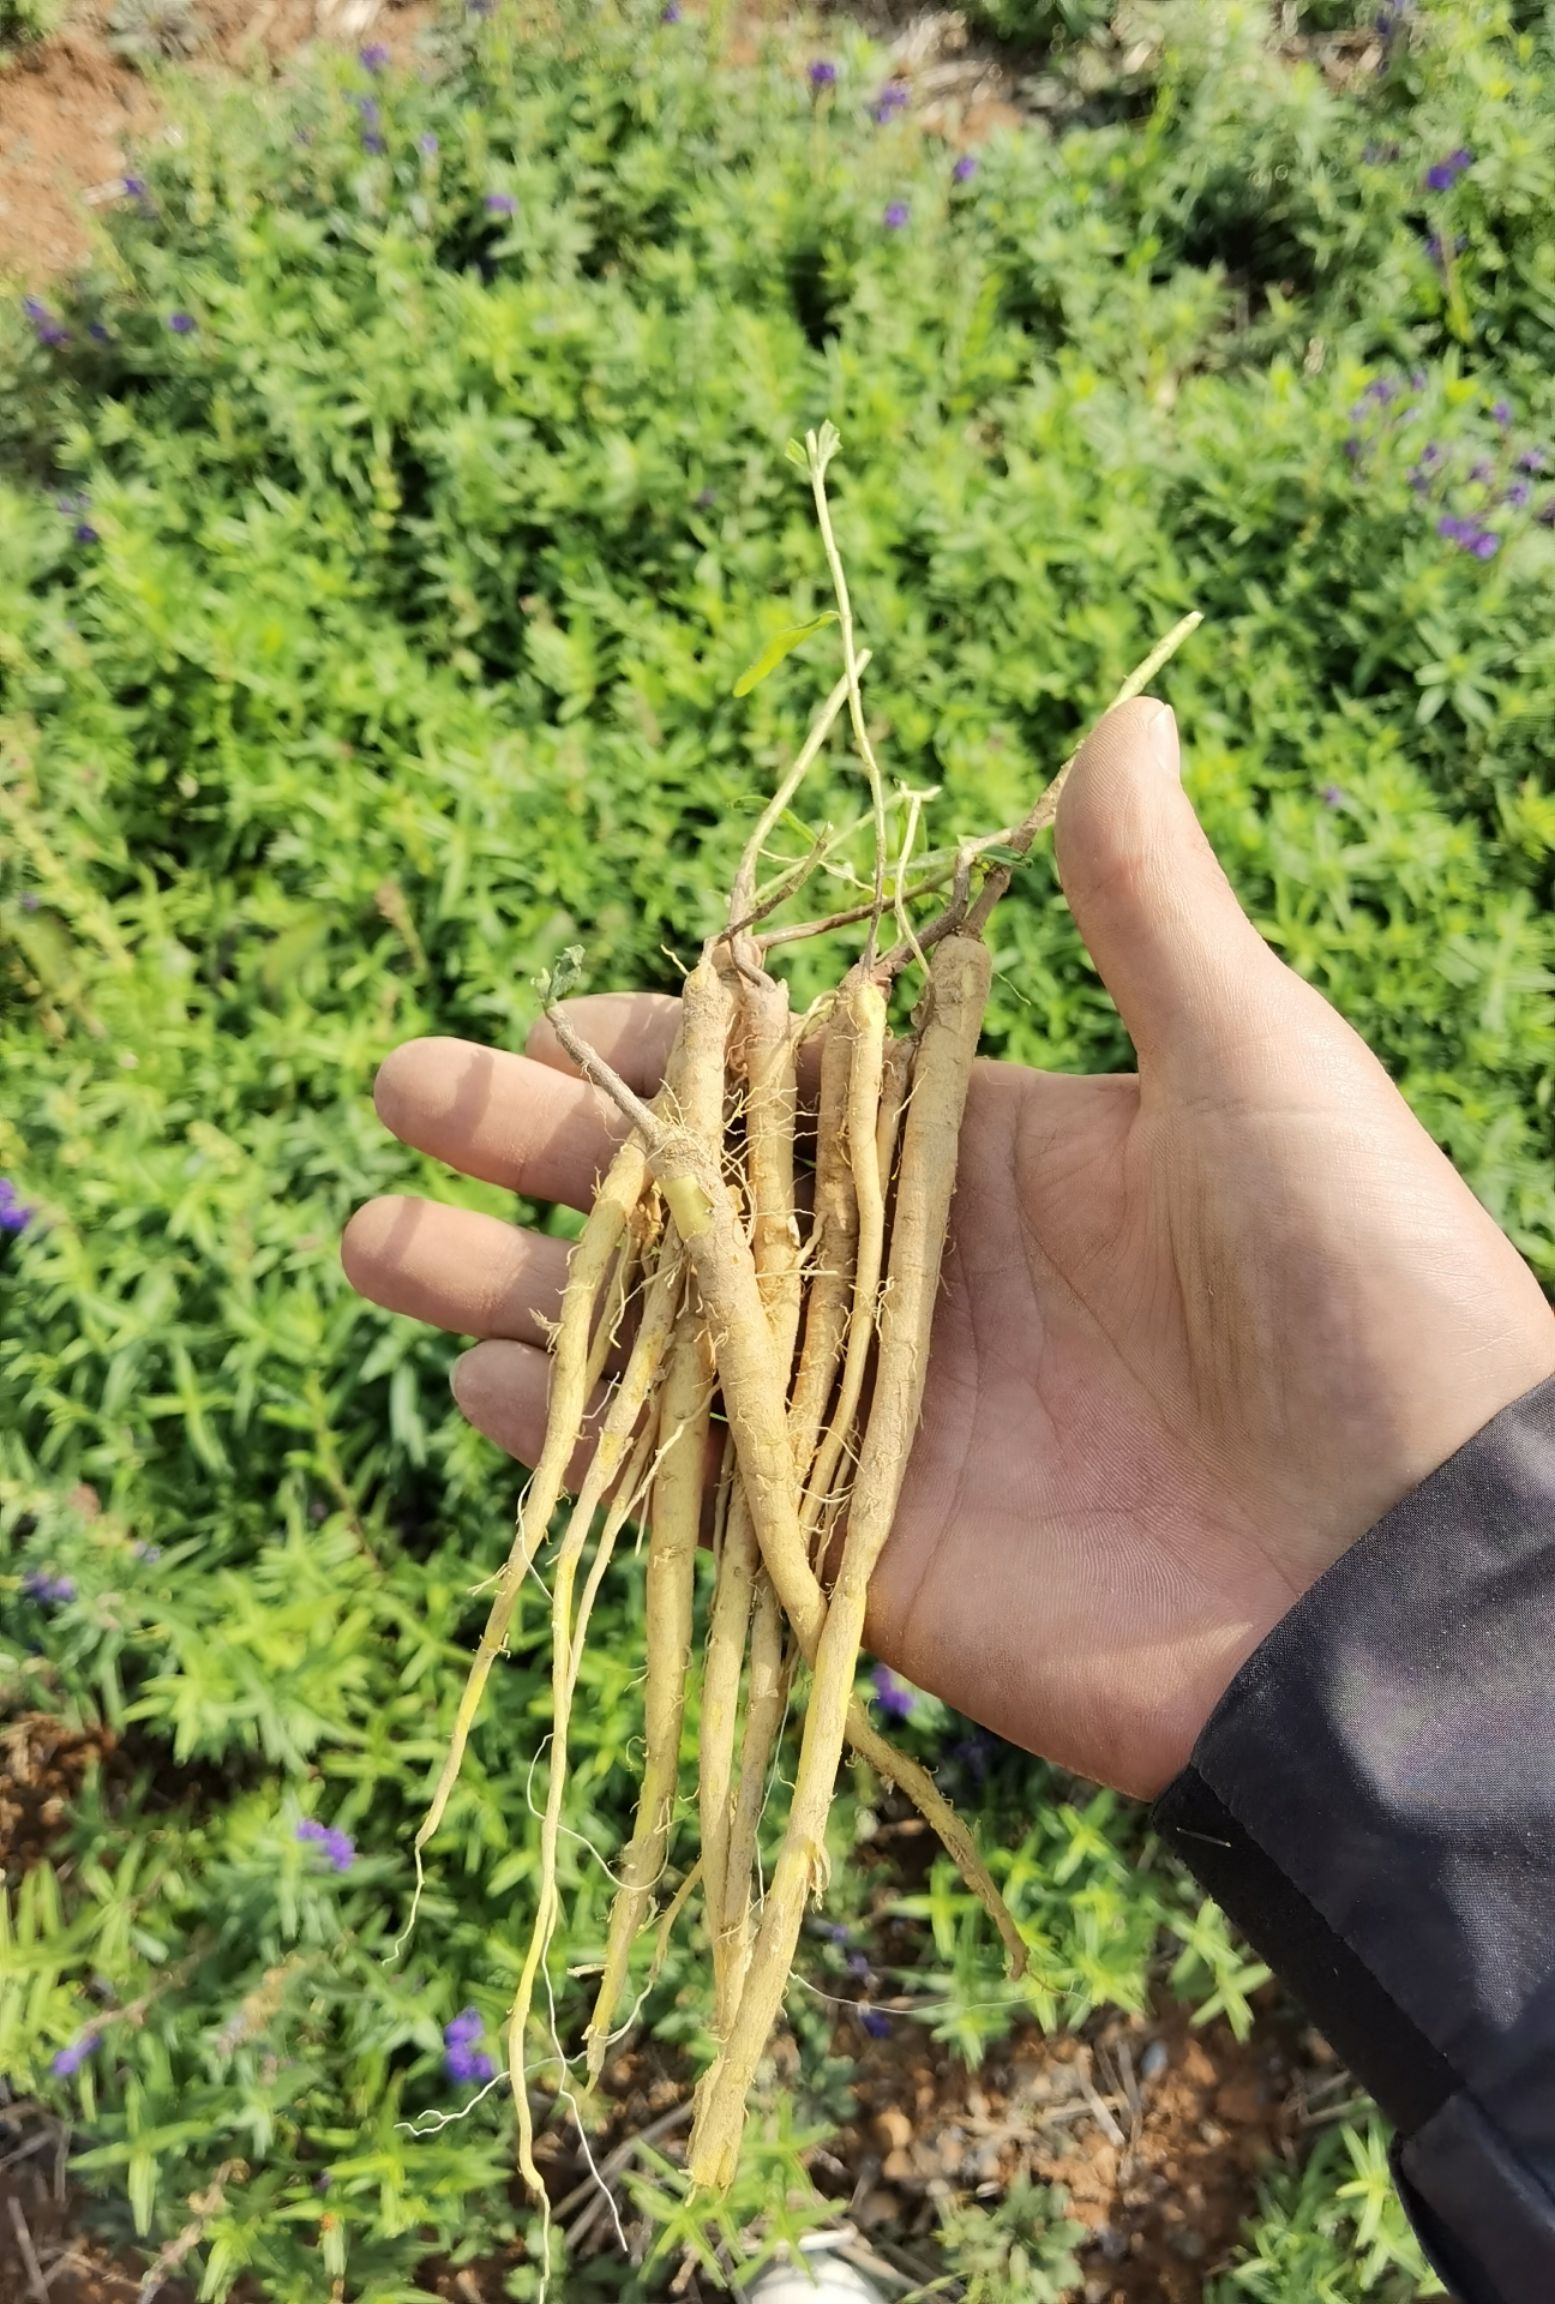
left=343, top=702, right=1554, bottom=1797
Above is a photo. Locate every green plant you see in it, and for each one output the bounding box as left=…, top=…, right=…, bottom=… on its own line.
left=1, top=0, right=1552, bottom=2292
left=933, top=2178, right=1086, bottom=2302
left=1211, top=2119, right=1446, bottom=2301
left=0, top=0, right=60, bottom=48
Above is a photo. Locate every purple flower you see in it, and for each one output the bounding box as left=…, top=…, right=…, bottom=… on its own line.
left=871, top=81, right=908, bottom=124
left=418, top=131, right=439, bottom=157
left=1538, top=498, right=1555, bottom=528
left=468, top=0, right=493, bottom=13
left=2, top=1177, right=35, bottom=1227
left=1517, top=447, right=1547, bottom=473
left=1320, top=784, right=1346, bottom=809
left=296, top=1818, right=356, bottom=1871
left=1344, top=436, right=1364, bottom=462
left=363, top=132, right=387, bottom=154
left=1437, top=513, right=1465, bottom=542
left=1469, top=458, right=1493, bottom=484
left=846, top=1948, right=871, bottom=1979
left=807, top=58, right=836, bottom=88
left=1506, top=480, right=1532, bottom=509
left=660, top=2, right=681, bottom=17
left=74, top=522, right=100, bottom=545
left=952, top=153, right=978, bottom=183
left=359, top=41, right=389, bottom=68
left=1471, top=529, right=1500, bottom=560
left=859, top=2007, right=892, bottom=2039
left=23, top=1570, right=74, bottom=1603
left=883, top=200, right=909, bottom=231
left=447, top=2046, right=496, bottom=2084
left=444, top=2007, right=483, bottom=2048
left=168, top=312, right=196, bottom=336
left=23, top=296, right=68, bottom=349
left=122, top=175, right=148, bottom=201
left=1424, top=146, right=1472, bottom=193
left=1491, top=399, right=1513, bottom=426
left=871, top=1664, right=915, bottom=1720
left=1421, top=442, right=1442, bottom=467
left=88, top=321, right=112, bottom=344
left=50, top=2032, right=100, bottom=2080
left=485, top=191, right=516, bottom=216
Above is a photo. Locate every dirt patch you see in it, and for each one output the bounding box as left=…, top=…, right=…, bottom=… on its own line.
left=0, top=2114, right=198, bottom=2304
left=0, top=1714, right=117, bottom=1883
left=0, top=0, right=432, bottom=286
left=826, top=1996, right=1311, bottom=2302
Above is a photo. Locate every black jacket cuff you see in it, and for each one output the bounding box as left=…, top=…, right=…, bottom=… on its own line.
left=1154, top=1372, right=1555, bottom=2304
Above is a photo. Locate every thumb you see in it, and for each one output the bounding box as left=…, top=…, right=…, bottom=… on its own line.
left=1053, top=696, right=1284, bottom=1077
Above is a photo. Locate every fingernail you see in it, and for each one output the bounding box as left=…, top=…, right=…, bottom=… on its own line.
left=450, top=1351, right=474, bottom=1407
left=1149, top=702, right=1180, bottom=781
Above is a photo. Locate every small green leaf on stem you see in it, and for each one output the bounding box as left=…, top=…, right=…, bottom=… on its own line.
left=732, top=611, right=838, bottom=697
left=535, top=944, right=587, bottom=1004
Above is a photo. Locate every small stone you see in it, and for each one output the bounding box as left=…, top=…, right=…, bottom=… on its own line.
left=1140, top=2039, right=1169, bottom=2083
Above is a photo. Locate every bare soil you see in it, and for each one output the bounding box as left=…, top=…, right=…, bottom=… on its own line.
left=0, top=0, right=432, bottom=285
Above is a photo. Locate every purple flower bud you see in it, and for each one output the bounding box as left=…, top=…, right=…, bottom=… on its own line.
left=22, top=1569, right=73, bottom=1602
left=1491, top=399, right=1513, bottom=426
left=952, top=153, right=977, bottom=183
left=418, top=131, right=439, bottom=157
left=846, top=1949, right=871, bottom=1978
left=89, top=321, right=112, bottom=343
left=807, top=58, right=836, bottom=88
left=871, top=1664, right=915, bottom=1719
left=1471, top=529, right=1500, bottom=560
left=1, top=1201, right=33, bottom=1236
left=1506, top=480, right=1532, bottom=509
left=50, top=2032, right=100, bottom=2080
left=362, top=133, right=387, bottom=154
left=168, top=312, right=196, bottom=336
left=883, top=200, right=909, bottom=230
left=660, top=2, right=681, bottom=17
left=74, top=523, right=100, bottom=545
left=860, top=2007, right=892, bottom=2039
left=23, top=295, right=68, bottom=348
left=485, top=191, right=516, bottom=216
left=1517, top=447, right=1547, bottom=473
left=1469, top=458, right=1492, bottom=484
left=122, top=175, right=146, bottom=199
left=359, top=41, right=389, bottom=68
left=1421, top=442, right=1442, bottom=466
left=1320, top=784, right=1346, bottom=809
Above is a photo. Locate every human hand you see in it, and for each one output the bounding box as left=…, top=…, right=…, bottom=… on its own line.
left=342, top=697, right=1555, bottom=1797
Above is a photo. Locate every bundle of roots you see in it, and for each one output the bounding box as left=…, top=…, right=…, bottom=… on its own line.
left=404, top=425, right=1198, bottom=2241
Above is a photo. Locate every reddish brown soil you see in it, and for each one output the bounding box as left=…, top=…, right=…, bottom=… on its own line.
left=0, top=0, right=432, bottom=285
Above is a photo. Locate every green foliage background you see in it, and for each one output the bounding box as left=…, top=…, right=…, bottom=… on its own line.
left=2, top=0, right=1551, bottom=2294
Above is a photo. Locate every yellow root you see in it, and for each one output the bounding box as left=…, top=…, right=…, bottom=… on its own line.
left=689, top=936, right=994, bottom=2189
left=405, top=1138, right=648, bottom=1925
left=585, top=961, right=732, bottom=2079
left=506, top=1235, right=689, bottom=2200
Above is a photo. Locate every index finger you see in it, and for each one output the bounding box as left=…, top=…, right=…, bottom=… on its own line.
left=525, top=992, right=681, bottom=1093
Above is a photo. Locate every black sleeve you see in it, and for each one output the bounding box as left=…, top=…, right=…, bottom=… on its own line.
left=1153, top=1373, right=1555, bottom=2304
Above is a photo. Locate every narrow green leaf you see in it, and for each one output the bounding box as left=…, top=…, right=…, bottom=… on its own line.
left=731, top=611, right=837, bottom=698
